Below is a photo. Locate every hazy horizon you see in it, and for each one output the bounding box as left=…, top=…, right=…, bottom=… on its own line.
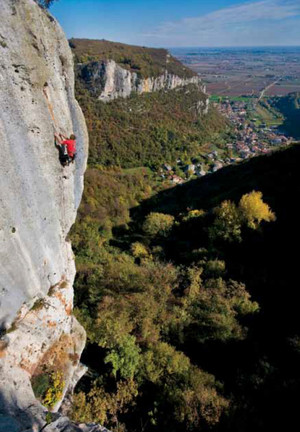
left=69, top=38, right=300, bottom=49
left=52, top=0, right=300, bottom=48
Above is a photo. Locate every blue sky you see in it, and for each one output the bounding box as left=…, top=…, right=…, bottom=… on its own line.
left=51, top=0, right=300, bottom=47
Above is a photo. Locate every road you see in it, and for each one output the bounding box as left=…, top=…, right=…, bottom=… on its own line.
left=258, top=78, right=281, bottom=102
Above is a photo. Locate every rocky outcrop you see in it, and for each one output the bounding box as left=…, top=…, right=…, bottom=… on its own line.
left=0, top=0, right=92, bottom=430
left=79, top=59, right=206, bottom=102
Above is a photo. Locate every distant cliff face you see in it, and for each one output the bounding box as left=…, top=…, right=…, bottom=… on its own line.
left=0, top=1, right=96, bottom=431
left=78, top=59, right=206, bottom=102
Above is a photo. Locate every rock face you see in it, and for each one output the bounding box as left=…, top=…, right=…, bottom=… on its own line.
left=79, top=59, right=206, bottom=102
left=0, top=0, right=92, bottom=430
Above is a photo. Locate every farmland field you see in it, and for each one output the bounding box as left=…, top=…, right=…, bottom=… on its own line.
left=171, top=46, right=300, bottom=98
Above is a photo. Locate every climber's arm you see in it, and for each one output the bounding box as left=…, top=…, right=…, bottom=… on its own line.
left=54, top=132, right=63, bottom=145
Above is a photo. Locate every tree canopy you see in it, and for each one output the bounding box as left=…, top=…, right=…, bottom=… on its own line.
left=70, top=176, right=271, bottom=431
left=37, top=0, right=57, bottom=9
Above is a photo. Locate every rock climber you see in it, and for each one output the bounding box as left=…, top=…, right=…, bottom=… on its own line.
left=54, top=132, right=77, bottom=166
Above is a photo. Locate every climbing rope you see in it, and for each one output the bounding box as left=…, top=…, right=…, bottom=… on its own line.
left=43, top=84, right=60, bottom=133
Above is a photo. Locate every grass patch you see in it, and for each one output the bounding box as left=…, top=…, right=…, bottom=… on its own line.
left=209, top=95, right=254, bottom=103
left=254, top=103, right=283, bottom=126
left=123, top=166, right=152, bottom=175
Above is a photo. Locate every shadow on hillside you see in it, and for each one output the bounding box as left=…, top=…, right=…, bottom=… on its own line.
left=129, top=144, right=300, bottom=431
left=132, top=144, right=300, bottom=220
left=131, top=142, right=300, bottom=304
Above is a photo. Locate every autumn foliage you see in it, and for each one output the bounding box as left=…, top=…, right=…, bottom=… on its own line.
left=71, top=176, right=273, bottom=431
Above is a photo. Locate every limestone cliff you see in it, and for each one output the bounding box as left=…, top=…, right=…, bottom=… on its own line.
left=0, top=1, right=98, bottom=431
left=78, top=59, right=207, bottom=102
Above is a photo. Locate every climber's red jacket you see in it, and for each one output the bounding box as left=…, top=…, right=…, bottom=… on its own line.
left=62, top=139, right=76, bottom=158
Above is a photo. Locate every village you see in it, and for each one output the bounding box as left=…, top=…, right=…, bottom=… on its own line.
left=218, top=98, right=291, bottom=157
left=158, top=98, right=292, bottom=185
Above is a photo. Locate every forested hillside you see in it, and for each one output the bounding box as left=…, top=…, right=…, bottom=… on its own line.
left=72, top=39, right=229, bottom=168
left=70, top=38, right=196, bottom=79
left=69, top=38, right=300, bottom=432
left=75, top=80, right=227, bottom=167
left=71, top=132, right=300, bottom=431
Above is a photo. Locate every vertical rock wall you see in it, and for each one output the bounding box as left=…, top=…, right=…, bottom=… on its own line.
left=79, top=59, right=207, bottom=102
left=0, top=1, right=92, bottom=430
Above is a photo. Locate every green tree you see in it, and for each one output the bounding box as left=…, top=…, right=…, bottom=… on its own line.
left=210, top=191, right=276, bottom=242
left=140, top=342, right=229, bottom=429
left=239, top=190, right=276, bottom=229
left=72, top=379, right=138, bottom=427
left=172, top=366, right=229, bottom=428
left=186, top=277, right=259, bottom=342
left=105, top=335, right=141, bottom=379
left=37, top=0, right=57, bottom=8
left=209, top=200, right=242, bottom=242
left=143, top=212, right=175, bottom=237
left=140, top=342, right=191, bottom=384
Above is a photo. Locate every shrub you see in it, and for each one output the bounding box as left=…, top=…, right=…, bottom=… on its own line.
left=43, top=372, right=65, bottom=409
left=32, top=372, right=65, bottom=409
left=31, top=373, right=51, bottom=400
left=183, top=209, right=206, bottom=222
left=31, top=298, right=46, bottom=312
left=205, top=260, right=226, bottom=277
left=130, top=242, right=149, bottom=258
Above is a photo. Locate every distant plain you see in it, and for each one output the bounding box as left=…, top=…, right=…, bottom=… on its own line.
left=171, top=47, right=300, bottom=97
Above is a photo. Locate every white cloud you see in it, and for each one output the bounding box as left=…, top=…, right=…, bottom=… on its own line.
left=141, top=0, right=300, bottom=46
